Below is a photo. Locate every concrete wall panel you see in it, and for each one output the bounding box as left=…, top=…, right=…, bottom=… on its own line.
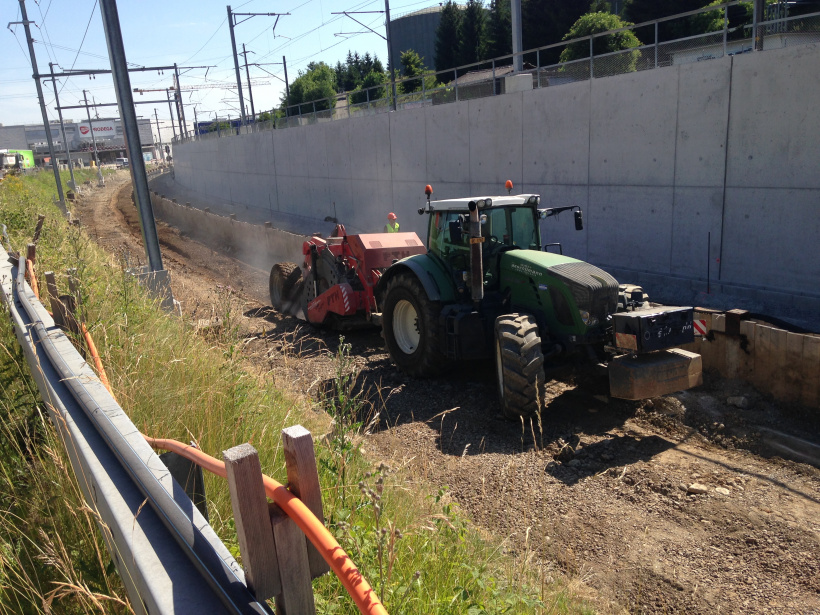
left=669, top=187, right=724, bottom=278
left=468, top=94, right=523, bottom=187
left=304, top=125, right=329, bottom=179
left=323, top=120, right=352, bottom=180
left=425, top=102, right=469, bottom=182
left=674, top=59, right=731, bottom=187
left=590, top=67, right=678, bottom=186
left=727, top=44, right=820, bottom=189
left=720, top=187, right=820, bottom=293
left=390, top=108, right=427, bottom=182
left=348, top=114, right=391, bottom=181
left=587, top=185, right=674, bottom=271
left=522, top=80, right=591, bottom=186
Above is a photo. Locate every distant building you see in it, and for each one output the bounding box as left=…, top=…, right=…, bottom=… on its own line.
left=0, top=118, right=155, bottom=166
left=389, top=5, right=452, bottom=74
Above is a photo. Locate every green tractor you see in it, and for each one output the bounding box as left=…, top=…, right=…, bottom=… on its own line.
left=376, top=185, right=701, bottom=418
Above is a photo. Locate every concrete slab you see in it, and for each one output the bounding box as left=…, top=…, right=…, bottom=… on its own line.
left=304, top=124, right=329, bottom=179
left=468, top=93, right=523, bottom=187
left=322, top=119, right=352, bottom=180
left=590, top=65, right=678, bottom=186
left=522, top=79, right=591, bottom=186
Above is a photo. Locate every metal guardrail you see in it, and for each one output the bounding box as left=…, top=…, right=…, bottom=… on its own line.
left=176, top=4, right=820, bottom=143
left=0, top=245, right=270, bottom=615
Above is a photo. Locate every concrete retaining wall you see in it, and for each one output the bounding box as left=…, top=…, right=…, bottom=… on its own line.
left=151, top=193, right=307, bottom=273
left=173, top=43, right=820, bottom=317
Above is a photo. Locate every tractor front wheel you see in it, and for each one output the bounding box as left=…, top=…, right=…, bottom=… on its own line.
left=269, top=262, right=301, bottom=311
left=382, top=273, right=446, bottom=377
left=494, top=313, right=545, bottom=419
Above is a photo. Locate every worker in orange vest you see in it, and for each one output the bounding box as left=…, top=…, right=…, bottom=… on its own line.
left=384, top=212, right=399, bottom=233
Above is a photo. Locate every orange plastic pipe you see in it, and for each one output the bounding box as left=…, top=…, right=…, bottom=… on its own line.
left=81, top=322, right=113, bottom=394
left=144, top=437, right=387, bottom=615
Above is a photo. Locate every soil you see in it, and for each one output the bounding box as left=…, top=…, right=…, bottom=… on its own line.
left=74, top=175, right=820, bottom=615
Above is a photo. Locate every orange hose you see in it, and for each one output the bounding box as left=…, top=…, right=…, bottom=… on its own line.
left=144, top=437, right=387, bottom=615
left=81, top=322, right=113, bottom=395
left=25, top=259, right=40, bottom=301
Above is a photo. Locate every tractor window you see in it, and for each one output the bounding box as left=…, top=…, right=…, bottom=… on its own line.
left=509, top=207, right=540, bottom=249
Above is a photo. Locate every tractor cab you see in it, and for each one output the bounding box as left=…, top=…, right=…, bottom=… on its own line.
left=426, top=195, right=543, bottom=292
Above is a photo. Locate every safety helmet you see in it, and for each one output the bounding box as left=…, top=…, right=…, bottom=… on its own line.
left=387, top=212, right=397, bottom=220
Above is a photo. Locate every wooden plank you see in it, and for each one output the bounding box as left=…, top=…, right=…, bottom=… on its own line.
left=801, top=336, right=820, bottom=409
left=270, top=504, right=315, bottom=615
left=738, top=320, right=756, bottom=381
left=32, top=214, right=45, bottom=244
left=710, top=314, right=727, bottom=375
left=26, top=243, right=36, bottom=265
left=784, top=333, right=805, bottom=404
left=769, top=328, right=789, bottom=401
left=754, top=325, right=774, bottom=396
left=281, top=425, right=330, bottom=579
left=223, top=443, right=282, bottom=600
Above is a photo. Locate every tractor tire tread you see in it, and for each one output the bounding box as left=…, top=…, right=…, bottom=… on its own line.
left=495, top=313, right=544, bottom=419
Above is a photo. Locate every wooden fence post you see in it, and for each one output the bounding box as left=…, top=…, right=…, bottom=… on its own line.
left=223, top=443, right=281, bottom=600
left=281, top=425, right=331, bottom=579
left=270, top=505, right=315, bottom=615
left=43, top=272, right=67, bottom=329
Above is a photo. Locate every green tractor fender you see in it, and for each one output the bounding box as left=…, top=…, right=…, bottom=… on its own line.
left=376, top=253, right=458, bottom=307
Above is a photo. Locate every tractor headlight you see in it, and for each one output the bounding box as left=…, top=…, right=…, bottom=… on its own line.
left=579, top=310, right=599, bottom=326
left=528, top=195, right=540, bottom=205
left=481, top=198, right=492, bottom=208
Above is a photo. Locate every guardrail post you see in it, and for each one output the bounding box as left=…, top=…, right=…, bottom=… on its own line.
left=281, top=425, right=331, bottom=578
left=44, top=271, right=67, bottom=329
left=269, top=504, right=315, bottom=614
left=223, top=443, right=282, bottom=600
left=32, top=214, right=46, bottom=244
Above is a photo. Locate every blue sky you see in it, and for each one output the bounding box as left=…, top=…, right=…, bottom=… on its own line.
left=2, top=0, right=438, bottom=140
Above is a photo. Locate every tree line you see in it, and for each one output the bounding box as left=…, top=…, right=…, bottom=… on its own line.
left=274, top=0, right=796, bottom=114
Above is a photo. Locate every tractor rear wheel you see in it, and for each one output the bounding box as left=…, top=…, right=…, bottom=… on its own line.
left=382, top=273, right=446, bottom=377
left=269, top=262, right=301, bottom=311
left=494, top=313, right=545, bottom=419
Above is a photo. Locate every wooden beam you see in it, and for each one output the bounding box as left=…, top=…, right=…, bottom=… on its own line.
left=43, top=271, right=67, bottom=329
left=223, top=443, right=282, bottom=600
left=281, top=425, right=330, bottom=579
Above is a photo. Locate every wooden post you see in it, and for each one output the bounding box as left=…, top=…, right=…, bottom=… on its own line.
left=32, top=214, right=46, bottom=244
left=270, top=504, right=315, bottom=615
left=281, top=425, right=330, bottom=579
left=44, top=272, right=67, bottom=329
left=223, top=443, right=282, bottom=600
left=26, top=243, right=36, bottom=265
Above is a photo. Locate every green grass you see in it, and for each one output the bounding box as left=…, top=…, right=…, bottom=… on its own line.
left=0, top=170, right=596, bottom=614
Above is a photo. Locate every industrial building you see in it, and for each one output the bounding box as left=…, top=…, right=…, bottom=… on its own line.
left=0, top=118, right=158, bottom=167
left=389, top=5, right=447, bottom=74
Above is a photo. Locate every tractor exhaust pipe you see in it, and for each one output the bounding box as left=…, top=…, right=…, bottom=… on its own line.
left=468, top=200, right=484, bottom=307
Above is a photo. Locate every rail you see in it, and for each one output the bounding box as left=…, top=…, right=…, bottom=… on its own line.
left=175, top=3, right=820, bottom=143
left=0, top=236, right=387, bottom=614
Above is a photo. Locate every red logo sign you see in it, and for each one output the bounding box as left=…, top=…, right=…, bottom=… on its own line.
left=80, top=125, right=90, bottom=135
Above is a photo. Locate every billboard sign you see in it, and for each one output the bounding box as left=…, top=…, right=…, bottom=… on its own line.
left=77, top=121, right=118, bottom=139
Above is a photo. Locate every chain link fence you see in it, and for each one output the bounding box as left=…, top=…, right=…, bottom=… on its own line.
left=176, top=3, right=820, bottom=144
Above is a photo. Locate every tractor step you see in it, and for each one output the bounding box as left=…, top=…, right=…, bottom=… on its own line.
left=608, top=348, right=702, bottom=400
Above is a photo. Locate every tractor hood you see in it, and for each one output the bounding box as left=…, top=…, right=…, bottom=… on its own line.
left=501, top=249, right=619, bottom=322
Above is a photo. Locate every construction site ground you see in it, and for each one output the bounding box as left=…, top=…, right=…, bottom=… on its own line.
left=75, top=174, right=820, bottom=614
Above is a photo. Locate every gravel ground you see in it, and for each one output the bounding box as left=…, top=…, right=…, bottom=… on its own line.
left=75, top=176, right=820, bottom=614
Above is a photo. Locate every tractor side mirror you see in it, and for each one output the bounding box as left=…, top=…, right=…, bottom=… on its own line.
left=574, top=210, right=584, bottom=231
left=448, top=219, right=462, bottom=244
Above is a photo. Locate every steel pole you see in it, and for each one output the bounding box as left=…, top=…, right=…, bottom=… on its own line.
left=174, top=63, right=188, bottom=137
left=511, top=0, right=523, bottom=72
left=99, top=0, right=164, bottom=273
left=384, top=0, right=397, bottom=111
left=153, top=108, right=162, bottom=158
left=242, top=44, right=256, bottom=120
left=18, top=0, right=66, bottom=214
left=166, top=90, right=178, bottom=140
left=48, top=62, right=76, bottom=191
left=82, top=90, right=104, bottom=185
left=227, top=6, right=248, bottom=125
left=283, top=55, right=290, bottom=116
